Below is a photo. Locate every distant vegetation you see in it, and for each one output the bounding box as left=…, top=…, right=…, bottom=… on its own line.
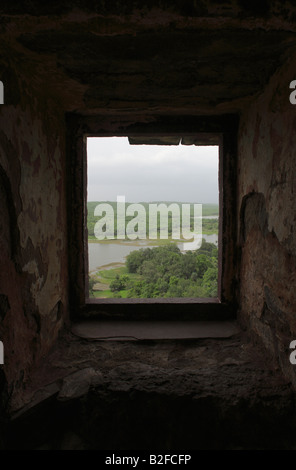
left=87, top=201, right=219, bottom=299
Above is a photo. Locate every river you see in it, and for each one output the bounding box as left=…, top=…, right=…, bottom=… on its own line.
left=88, top=233, right=218, bottom=272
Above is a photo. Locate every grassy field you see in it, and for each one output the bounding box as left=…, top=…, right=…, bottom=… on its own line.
left=199, top=204, right=219, bottom=216
left=89, top=264, right=142, bottom=299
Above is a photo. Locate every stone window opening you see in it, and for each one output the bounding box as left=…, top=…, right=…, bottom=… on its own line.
left=86, top=136, right=220, bottom=304
left=66, top=115, right=238, bottom=327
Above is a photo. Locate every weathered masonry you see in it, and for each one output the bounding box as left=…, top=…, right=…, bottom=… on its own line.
left=1, top=1, right=296, bottom=450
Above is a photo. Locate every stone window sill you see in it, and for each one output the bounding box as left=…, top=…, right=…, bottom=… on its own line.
left=71, top=320, right=239, bottom=341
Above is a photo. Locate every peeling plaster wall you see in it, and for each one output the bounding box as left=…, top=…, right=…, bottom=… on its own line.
left=0, top=63, right=68, bottom=398
left=238, top=49, right=296, bottom=385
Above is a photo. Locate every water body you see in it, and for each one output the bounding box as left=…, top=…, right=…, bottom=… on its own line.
left=88, top=233, right=218, bottom=272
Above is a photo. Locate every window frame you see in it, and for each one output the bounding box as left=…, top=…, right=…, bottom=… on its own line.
left=66, top=114, right=238, bottom=321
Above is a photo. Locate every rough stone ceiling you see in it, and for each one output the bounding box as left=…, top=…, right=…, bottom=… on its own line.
left=1, top=0, right=296, bottom=115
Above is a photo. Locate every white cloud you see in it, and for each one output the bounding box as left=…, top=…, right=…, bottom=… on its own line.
left=87, top=137, right=219, bottom=203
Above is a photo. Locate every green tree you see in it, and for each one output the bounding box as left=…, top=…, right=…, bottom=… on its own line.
left=124, top=242, right=218, bottom=299
left=196, top=254, right=209, bottom=278
left=88, top=276, right=96, bottom=297
left=126, top=248, right=152, bottom=273
left=202, top=267, right=218, bottom=297
left=140, top=260, right=161, bottom=283
left=110, top=274, right=130, bottom=292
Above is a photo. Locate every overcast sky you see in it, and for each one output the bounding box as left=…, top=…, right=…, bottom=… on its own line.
left=87, top=137, right=219, bottom=204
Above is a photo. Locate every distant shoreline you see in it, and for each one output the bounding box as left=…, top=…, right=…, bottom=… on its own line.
left=87, top=237, right=213, bottom=245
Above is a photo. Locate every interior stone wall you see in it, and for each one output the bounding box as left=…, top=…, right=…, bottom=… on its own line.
left=0, top=2, right=296, bottom=441
left=237, top=48, right=296, bottom=386
left=0, top=52, right=68, bottom=398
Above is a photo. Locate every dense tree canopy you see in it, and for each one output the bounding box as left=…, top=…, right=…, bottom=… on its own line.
left=111, top=240, right=218, bottom=298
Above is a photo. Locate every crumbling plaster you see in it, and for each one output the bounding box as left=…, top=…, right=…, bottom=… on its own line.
left=0, top=72, right=68, bottom=392
left=238, top=47, right=296, bottom=384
